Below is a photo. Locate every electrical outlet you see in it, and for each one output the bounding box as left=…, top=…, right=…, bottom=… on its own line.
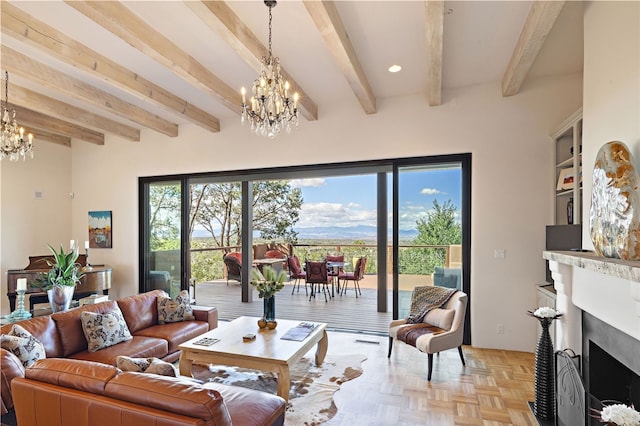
left=497, top=324, right=504, bottom=334
left=494, top=249, right=506, bottom=259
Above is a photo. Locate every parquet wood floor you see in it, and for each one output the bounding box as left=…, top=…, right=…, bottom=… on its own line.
left=311, top=332, right=537, bottom=426
left=196, top=281, right=537, bottom=425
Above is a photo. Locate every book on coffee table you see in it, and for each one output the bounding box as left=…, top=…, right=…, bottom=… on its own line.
left=281, top=322, right=317, bottom=341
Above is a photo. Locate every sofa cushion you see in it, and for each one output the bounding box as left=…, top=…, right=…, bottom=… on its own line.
left=134, top=320, right=208, bottom=354
left=157, top=290, right=194, bottom=324
left=116, top=355, right=177, bottom=377
left=52, top=300, right=119, bottom=357
left=206, top=382, right=286, bottom=426
left=69, top=336, right=168, bottom=366
left=105, top=372, right=232, bottom=426
left=117, top=290, right=166, bottom=334
left=1, top=316, right=62, bottom=358
left=26, top=358, right=119, bottom=396
left=80, top=307, right=133, bottom=352
left=1, top=324, right=46, bottom=367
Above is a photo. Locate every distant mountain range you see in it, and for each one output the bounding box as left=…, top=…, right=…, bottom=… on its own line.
left=192, top=225, right=418, bottom=240
left=293, top=225, right=418, bottom=240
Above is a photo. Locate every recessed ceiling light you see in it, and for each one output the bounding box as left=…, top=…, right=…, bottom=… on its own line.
left=388, top=65, right=402, bottom=73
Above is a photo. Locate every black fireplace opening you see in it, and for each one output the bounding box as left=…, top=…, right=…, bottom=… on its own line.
left=582, top=311, right=640, bottom=425
left=589, top=341, right=640, bottom=408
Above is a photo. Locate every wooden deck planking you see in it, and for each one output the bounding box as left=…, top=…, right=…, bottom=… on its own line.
left=194, top=279, right=395, bottom=334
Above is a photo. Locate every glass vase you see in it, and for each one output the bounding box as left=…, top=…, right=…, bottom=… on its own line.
left=534, top=317, right=555, bottom=420
left=263, top=296, right=275, bottom=322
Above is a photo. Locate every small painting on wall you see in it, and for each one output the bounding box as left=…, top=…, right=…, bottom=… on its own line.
left=88, top=210, right=112, bottom=248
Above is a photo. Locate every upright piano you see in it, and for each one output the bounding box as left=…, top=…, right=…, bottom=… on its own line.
left=6, top=255, right=112, bottom=311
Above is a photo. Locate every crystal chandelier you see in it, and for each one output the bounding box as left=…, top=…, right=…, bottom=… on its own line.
left=241, top=0, right=299, bottom=139
left=1, top=71, right=33, bottom=161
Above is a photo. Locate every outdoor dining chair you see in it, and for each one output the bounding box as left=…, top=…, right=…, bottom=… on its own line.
left=339, top=256, right=367, bottom=297
left=288, top=255, right=307, bottom=295
left=305, top=260, right=332, bottom=302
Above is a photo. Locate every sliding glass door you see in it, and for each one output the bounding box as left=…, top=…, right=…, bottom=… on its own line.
left=393, top=156, right=471, bottom=343
left=139, top=154, right=470, bottom=338
left=140, top=179, right=183, bottom=296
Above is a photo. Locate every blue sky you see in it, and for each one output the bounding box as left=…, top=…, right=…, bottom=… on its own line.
left=288, top=167, right=461, bottom=231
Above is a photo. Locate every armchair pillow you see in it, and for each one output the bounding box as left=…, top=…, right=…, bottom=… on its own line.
left=80, top=307, right=133, bottom=352
left=0, top=324, right=46, bottom=367
left=157, top=290, right=194, bottom=324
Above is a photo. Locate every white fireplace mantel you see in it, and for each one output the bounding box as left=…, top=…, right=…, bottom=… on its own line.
left=543, top=250, right=640, bottom=353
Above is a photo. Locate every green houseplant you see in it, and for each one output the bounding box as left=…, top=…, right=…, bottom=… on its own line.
left=33, top=244, right=85, bottom=312
left=251, top=265, right=287, bottom=329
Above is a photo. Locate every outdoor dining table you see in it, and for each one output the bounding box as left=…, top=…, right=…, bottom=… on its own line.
left=327, top=261, right=347, bottom=297
left=253, top=257, right=287, bottom=273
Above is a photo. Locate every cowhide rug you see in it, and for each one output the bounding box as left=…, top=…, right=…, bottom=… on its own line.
left=191, top=353, right=366, bottom=425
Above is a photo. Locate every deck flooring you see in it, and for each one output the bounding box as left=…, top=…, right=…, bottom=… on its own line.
left=194, top=278, right=402, bottom=335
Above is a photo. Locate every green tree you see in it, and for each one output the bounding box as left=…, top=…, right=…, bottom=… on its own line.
left=190, top=181, right=302, bottom=247
left=149, top=183, right=181, bottom=251
left=404, top=199, right=461, bottom=275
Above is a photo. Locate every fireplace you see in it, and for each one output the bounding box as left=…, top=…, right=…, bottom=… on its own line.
left=582, top=311, right=640, bottom=425
left=543, top=250, right=640, bottom=425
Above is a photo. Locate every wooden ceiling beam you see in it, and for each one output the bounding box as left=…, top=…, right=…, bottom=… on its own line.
left=12, top=106, right=105, bottom=145
left=502, top=1, right=566, bottom=97
left=303, top=0, right=376, bottom=114
left=9, top=83, right=140, bottom=142
left=185, top=1, right=318, bottom=121
left=2, top=46, right=178, bottom=137
left=67, top=0, right=240, bottom=115
left=425, top=0, right=444, bottom=107
left=29, top=129, right=72, bottom=147
left=1, top=2, right=220, bottom=133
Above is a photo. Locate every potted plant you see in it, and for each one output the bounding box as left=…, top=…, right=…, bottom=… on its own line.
left=251, top=265, right=287, bottom=329
left=33, top=244, right=85, bottom=312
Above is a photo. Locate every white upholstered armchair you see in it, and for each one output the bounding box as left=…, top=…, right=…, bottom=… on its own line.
left=388, top=290, right=468, bottom=381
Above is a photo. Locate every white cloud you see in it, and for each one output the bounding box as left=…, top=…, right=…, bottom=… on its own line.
left=420, top=187, right=441, bottom=195
left=297, top=202, right=376, bottom=228
left=288, top=178, right=325, bottom=188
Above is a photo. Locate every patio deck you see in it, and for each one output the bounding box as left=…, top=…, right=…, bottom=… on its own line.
left=193, top=274, right=419, bottom=335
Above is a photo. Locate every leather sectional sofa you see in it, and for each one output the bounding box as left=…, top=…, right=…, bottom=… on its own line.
left=1, top=290, right=286, bottom=425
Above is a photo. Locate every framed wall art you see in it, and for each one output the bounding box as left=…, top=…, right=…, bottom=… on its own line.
left=556, top=167, right=582, bottom=192
left=88, top=210, right=112, bottom=248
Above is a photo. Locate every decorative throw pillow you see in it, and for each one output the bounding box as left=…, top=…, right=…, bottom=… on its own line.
left=424, top=308, right=455, bottom=330
left=0, top=324, right=46, bottom=367
left=116, top=355, right=177, bottom=377
left=80, top=307, right=133, bottom=352
left=157, top=290, right=194, bottom=324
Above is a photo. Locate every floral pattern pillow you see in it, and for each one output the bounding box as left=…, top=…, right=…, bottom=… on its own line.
left=157, top=290, right=194, bottom=324
left=117, top=355, right=177, bottom=377
left=80, top=307, right=133, bottom=352
left=0, top=324, right=46, bottom=367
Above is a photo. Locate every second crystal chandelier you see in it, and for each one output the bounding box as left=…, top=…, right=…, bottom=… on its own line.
left=241, top=1, right=299, bottom=139
left=1, top=71, right=33, bottom=161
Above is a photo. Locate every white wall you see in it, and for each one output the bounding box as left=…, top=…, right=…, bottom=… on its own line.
left=582, top=1, right=640, bottom=244
left=0, top=141, right=72, bottom=313
left=52, top=74, right=580, bottom=352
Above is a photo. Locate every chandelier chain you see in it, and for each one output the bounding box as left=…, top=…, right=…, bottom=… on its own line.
left=268, top=5, right=273, bottom=59
left=4, top=71, right=8, bottom=107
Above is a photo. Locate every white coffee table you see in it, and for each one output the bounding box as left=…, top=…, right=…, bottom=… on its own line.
left=178, top=316, right=328, bottom=401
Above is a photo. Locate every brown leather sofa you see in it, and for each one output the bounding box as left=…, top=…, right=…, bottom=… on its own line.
left=1, top=289, right=217, bottom=415
left=12, top=358, right=285, bottom=426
